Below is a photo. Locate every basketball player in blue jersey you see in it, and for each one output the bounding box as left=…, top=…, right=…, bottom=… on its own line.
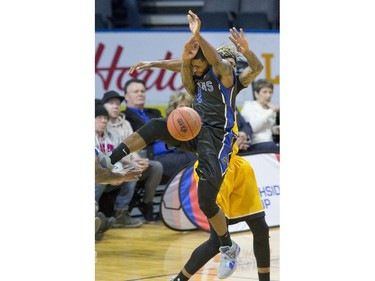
left=98, top=11, right=264, bottom=279
left=127, top=38, right=270, bottom=280
left=179, top=13, right=242, bottom=279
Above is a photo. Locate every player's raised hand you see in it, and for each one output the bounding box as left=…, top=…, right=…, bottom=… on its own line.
left=182, top=36, right=199, bottom=61
left=187, top=10, right=201, bottom=37
left=128, top=61, right=152, bottom=74
left=229, top=27, right=249, bottom=54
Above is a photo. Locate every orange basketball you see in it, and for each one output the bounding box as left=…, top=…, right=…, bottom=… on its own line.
left=167, top=107, right=202, bottom=141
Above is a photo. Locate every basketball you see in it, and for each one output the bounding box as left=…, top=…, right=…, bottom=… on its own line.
left=167, top=107, right=201, bottom=141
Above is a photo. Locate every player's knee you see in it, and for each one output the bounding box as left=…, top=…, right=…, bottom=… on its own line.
left=137, top=118, right=167, bottom=143
left=249, top=217, right=269, bottom=241
left=198, top=198, right=219, bottom=218
left=197, top=179, right=221, bottom=218
left=196, top=156, right=222, bottom=185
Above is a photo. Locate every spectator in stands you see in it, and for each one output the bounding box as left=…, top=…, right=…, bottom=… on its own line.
left=101, top=90, right=163, bottom=222
left=240, top=79, right=279, bottom=153
left=123, top=78, right=197, bottom=182
left=95, top=104, right=144, bottom=228
left=165, top=91, right=194, bottom=116
left=95, top=135, right=142, bottom=240
left=165, top=90, right=199, bottom=160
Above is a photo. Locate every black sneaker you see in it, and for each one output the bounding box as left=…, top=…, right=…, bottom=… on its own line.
left=138, top=202, right=155, bottom=222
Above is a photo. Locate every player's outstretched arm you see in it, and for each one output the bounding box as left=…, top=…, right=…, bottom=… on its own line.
left=128, top=59, right=182, bottom=74
left=181, top=36, right=198, bottom=97
left=229, top=27, right=264, bottom=87
left=187, top=10, right=233, bottom=81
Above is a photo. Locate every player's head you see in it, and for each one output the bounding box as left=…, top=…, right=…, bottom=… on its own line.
left=191, top=47, right=210, bottom=77
left=217, top=45, right=237, bottom=68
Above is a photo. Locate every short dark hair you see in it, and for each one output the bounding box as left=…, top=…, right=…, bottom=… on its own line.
left=193, top=47, right=207, bottom=61
left=124, top=78, right=146, bottom=95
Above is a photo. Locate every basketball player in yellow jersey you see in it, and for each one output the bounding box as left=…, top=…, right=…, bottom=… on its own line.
left=173, top=122, right=270, bottom=281
left=216, top=142, right=264, bottom=220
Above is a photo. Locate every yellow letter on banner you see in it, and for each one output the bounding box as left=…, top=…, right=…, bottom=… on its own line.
left=262, top=53, right=279, bottom=85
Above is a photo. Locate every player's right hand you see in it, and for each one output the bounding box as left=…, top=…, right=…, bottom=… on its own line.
left=128, top=61, right=152, bottom=74
left=229, top=27, right=249, bottom=54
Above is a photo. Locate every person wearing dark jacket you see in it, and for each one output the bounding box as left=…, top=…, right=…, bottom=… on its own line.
left=122, top=78, right=197, bottom=183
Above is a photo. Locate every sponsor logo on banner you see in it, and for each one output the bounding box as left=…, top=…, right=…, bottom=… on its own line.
left=259, top=185, right=280, bottom=209
left=243, top=153, right=280, bottom=227
left=96, top=43, right=183, bottom=93
left=95, top=31, right=279, bottom=106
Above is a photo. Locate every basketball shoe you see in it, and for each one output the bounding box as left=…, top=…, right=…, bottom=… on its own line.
left=218, top=240, right=240, bottom=279
left=95, top=148, right=113, bottom=169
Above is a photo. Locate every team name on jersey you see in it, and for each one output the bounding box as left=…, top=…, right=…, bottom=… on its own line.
left=196, top=81, right=214, bottom=92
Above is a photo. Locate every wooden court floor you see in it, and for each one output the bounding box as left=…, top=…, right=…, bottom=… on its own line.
left=95, top=221, right=280, bottom=281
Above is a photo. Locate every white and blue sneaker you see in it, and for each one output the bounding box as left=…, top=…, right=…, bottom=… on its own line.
left=95, top=148, right=114, bottom=170
left=218, top=240, right=240, bottom=279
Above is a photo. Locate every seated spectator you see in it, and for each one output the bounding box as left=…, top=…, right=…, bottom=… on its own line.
left=165, top=90, right=199, bottom=159
left=95, top=104, right=144, bottom=228
left=123, top=79, right=197, bottom=183
left=101, top=90, right=163, bottom=222
left=95, top=145, right=142, bottom=240
left=165, top=91, right=195, bottom=116
left=241, top=79, right=279, bottom=153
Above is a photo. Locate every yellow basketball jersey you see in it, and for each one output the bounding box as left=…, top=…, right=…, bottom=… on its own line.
left=194, top=142, right=264, bottom=219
